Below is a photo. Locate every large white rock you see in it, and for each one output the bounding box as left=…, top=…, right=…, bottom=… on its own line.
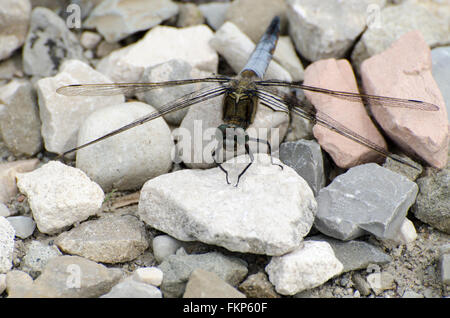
left=36, top=59, right=125, bottom=155
left=0, top=216, right=15, bottom=273
left=139, top=153, right=317, bottom=256
left=265, top=240, right=344, bottom=295
left=76, top=101, right=174, bottom=191
left=16, top=161, right=104, bottom=234
left=96, top=24, right=218, bottom=83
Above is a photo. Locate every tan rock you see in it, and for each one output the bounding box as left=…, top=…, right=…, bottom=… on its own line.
left=0, top=159, right=39, bottom=203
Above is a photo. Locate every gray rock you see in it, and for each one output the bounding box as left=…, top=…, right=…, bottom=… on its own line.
left=176, top=3, right=204, bottom=28
left=351, top=272, right=371, bottom=296
left=55, top=214, right=149, bottom=264
left=431, top=46, right=450, bottom=123
left=238, top=271, right=280, bottom=298
left=101, top=278, right=162, bottom=298
left=21, top=241, right=62, bottom=278
left=0, top=0, right=31, bottom=61
left=0, top=79, right=42, bottom=156
left=139, top=153, right=317, bottom=256
left=440, top=254, right=450, bottom=285
left=279, top=139, right=325, bottom=196
left=309, top=235, right=391, bottom=272
left=16, top=161, right=104, bottom=234
left=23, top=7, right=85, bottom=77
left=383, top=155, right=423, bottom=181
left=6, top=216, right=36, bottom=239
left=366, top=272, right=395, bottom=295
left=402, top=289, right=424, bottom=298
left=412, top=167, right=449, bottom=234
left=0, top=203, right=10, bottom=217
left=0, top=216, right=15, bottom=273
left=76, top=101, right=174, bottom=192
left=287, top=0, right=386, bottom=62
left=158, top=250, right=248, bottom=298
left=183, top=268, right=246, bottom=298
left=198, top=2, right=230, bottom=30
left=152, top=235, right=183, bottom=264
left=315, top=163, right=418, bottom=240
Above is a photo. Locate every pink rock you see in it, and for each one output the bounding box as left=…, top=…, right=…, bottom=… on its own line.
left=0, top=159, right=39, bottom=203
left=303, top=58, right=387, bottom=168
left=361, top=31, right=448, bottom=169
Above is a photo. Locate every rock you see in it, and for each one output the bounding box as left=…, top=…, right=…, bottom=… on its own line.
left=315, top=163, right=418, bottom=241
left=21, top=241, right=62, bottom=278
left=431, top=46, right=450, bottom=122
left=383, top=218, right=417, bottom=245
left=238, top=271, right=280, bottom=298
left=132, top=267, right=163, bottom=287
left=383, top=155, right=423, bottom=181
left=303, top=58, right=387, bottom=168
left=0, top=159, right=39, bottom=204
left=287, top=0, right=386, bottom=62
left=0, top=0, right=31, bottom=61
left=0, top=203, right=10, bottom=217
left=352, top=272, right=371, bottom=296
left=0, top=273, right=6, bottom=294
left=16, top=161, right=104, bottom=234
left=152, top=235, right=183, bottom=263
left=402, top=289, right=424, bottom=298
left=75, top=101, right=174, bottom=191
left=95, top=40, right=121, bottom=58
left=198, top=2, right=230, bottom=30
left=0, top=216, right=15, bottom=273
left=139, top=153, right=317, bottom=256
left=366, top=272, right=395, bottom=295
left=55, top=214, right=148, bottom=263
left=265, top=240, right=343, bottom=295
left=36, top=59, right=125, bottom=155
left=352, top=1, right=450, bottom=69
left=101, top=278, right=162, bottom=298
left=279, top=139, right=325, bottom=196
left=0, top=79, right=42, bottom=156
left=183, top=268, right=246, bottom=298
left=176, top=3, right=204, bottom=28
left=158, top=250, right=248, bottom=298
left=224, top=0, right=287, bottom=44
left=22, top=7, right=85, bottom=77
left=80, top=31, right=102, bottom=50
left=5, top=270, right=33, bottom=297
left=6, top=216, right=36, bottom=239
left=412, top=164, right=449, bottom=234
left=309, top=235, right=391, bottom=272
left=274, top=36, right=305, bottom=81
left=361, top=31, right=448, bottom=169
left=0, top=53, right=23, bottom=80
left=96, top=24, right=218, bottom=83
left=85, top=0, right=178, bottom=43
left=440, top=254, right=450, bottom=285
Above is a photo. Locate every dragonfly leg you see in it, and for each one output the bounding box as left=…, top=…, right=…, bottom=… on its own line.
left=212, top=148, right=230, bottom=185
left=248, top=137, right=283, bottom=170
left=235, top=142, right=254, bottom=187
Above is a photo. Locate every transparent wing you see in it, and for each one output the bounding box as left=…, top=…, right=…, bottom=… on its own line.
left=255, top=80, right=440, bottom=111
left=56, top=77, right=231, bottom=96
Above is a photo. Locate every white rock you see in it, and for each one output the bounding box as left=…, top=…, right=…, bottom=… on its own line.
left=0, top=273, right=6, bottom=294
left=132, top=267, right=163, bottom=287
left=198, top=2, right=230, bottom=30
left=6, top=216, right=36, bottom=239
left=265, top=240, right=344, bottom=295
left=0, top=203, right=11, bottom=217
left=21, top=241, right=62, bottom=276
left=84, top=0, right=179, bottom=43
left=382, top=218, right=417, bottom=245
left=0, top=216, right=15, bottom=273
left=0, top=0, right=31, bottom=61
left=96, top=24, right=218, bottom=83
left=273, top=36, right=305, bottom=81
left=16, top=161, right=104, bottom=234
left=76, top=101, right=174, bottom=191
left=80, top=31, right=102, bottom=50
left=152, top=234, right=183, bottom=263
left=139, top=153, right=317, bottom=256
left=36, top=59, right=125, bottom=155
left=101, top=278, right=162, bottom=298
left=366, top=272, right=395, bottom=295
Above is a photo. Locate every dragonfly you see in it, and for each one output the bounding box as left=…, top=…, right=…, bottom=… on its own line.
left=57, top=16, right=439, bottom=186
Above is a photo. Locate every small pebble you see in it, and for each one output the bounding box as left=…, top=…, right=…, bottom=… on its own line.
left=152, top=235, right=183, bottom=263
left=402, top=290, right=424, bottom=298
left=6, top=216, right=36, bottom=239
left=132, top=267, right=163, bottom=287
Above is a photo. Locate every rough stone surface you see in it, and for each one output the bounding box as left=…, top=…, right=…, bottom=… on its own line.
left=6, top=216, right=36, bottom=239
left=16, top=161, right=104, bottom=234
left=158, top=249, right=248, bottom=298
left=36, top=59, right=125, bottom=155
left=84, top=0, right=179, bottom=43
left=303, top=58, right=387, bottom=168
left=361, top=31, right=448, bottom=169
left=139, top=154, right=317, bottom=256
left=440, top=254, right=450, bottom=285
left=76, top=101, right=174, bottom=192
left=383, top=218, right=418, bottom=245
left=55, top=214, right=149, bottom=264
left=0, top=159, right=39, bottom=204
left=238, top=271, right=280, bottom=298
left=367, top=272, right=396, bottom=295
left=5, top=270, right=33, bottom=297
left=265, top=240, right=343, bottom=295
left=0, top=216, right=15, bottom=273
left=132, top=267, right=163, bottom=287
left=21, top=241, right=62, bottom=278
left=315, top=163, right=418, bottom=241
left=101, top=278, right=162, bottom=298
left=152, top=235, right=183, bottom=263
left=431, top=46, right=450, bottom=122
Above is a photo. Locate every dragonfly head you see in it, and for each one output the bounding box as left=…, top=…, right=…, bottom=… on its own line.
left=216, top=124, right=249, bottom=151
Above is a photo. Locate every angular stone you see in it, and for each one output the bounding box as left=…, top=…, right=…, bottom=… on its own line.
left=0, top=79, right=42, bottom=156
left=139, top=154, right=317, bottom=256
left=36, top=59, right=125, bottom=154
left=21, top=241, right=62, bottom=278
left=431, top=46, right=450, bottom=122
left=383, top=218, right=418, bottom=245
left=274, top=36, right=305, bottom=81
left=158, top=250, right=248, bottom=298
left=23, top=7, right=85, bottom=77
left=152, top=235, right=183, bottom=263
left=440, top=254, right=450, bottom=285
left=238, top=271, right=280, bottom=298
left=279, top=139, right=325, bottom=196
left=84, top=0, right=179, bottom=43
left=6, top=216, right=36, bottom=239
left=0, top=216, right=15, bottom=273
left=101, top=278, right=162, bottom=298
left=265, top=240, right=343, bottom=295
left=303, top=58, right=387, bottom=168
left=366, top=272, right=395, bottom=295
left=287, top=0, right=386, bottom=62
left=315, top=163, right=418, bottom=241
left=361, top=31, right=448, bottom=169
left=16, top=161, right=104, bottom=234
left=183, top=268, right=246, bottom=298
left=0, top=159, right=39, bottom=204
